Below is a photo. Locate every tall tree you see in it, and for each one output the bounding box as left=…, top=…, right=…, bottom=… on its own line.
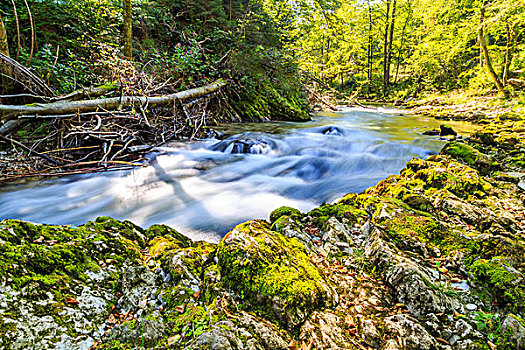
left=0, top=15, right=8, bottom=57
left=479, top=0, right=505, bottom=95
left=382, top=0, right=391, bottom=95
left=385, top=0, right=396, bottom=91
left=123, top=0, right=132, bottom=60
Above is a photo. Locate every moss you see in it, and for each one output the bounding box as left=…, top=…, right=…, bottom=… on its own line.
left=217, top=220, right=328, bottom=330
left=0, top=217, right=145, bottom=336
left=145, top=224, right=190, bottom=245
left=269, top=206, right=302, bottom=224
left=383, top=212, right=441, bottom=246
left=469, top=259, right=525, bottom=314
left=441, top=141, right=499, bottom=175
left=307, top=203, right=367, bottom=230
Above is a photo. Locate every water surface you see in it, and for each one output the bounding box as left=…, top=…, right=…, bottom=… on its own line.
left=0, top=107, right=476, bottom=242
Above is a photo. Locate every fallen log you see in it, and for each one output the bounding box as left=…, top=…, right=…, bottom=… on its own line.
left=0, top=79, right=227, bottom=121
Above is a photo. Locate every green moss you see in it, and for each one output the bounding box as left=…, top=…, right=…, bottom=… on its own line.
left=469, top=259, right=525, bottom=314
left=307, top=203, right=367, bottom=230
left=269, top=206, right=302, bottom=224
left=217, top=220, right=328, bottom=330
left=145, top=224, right=190, bottom=245
left=441, top=141, right=499, bottom=175
left=384, top=212, right=441, bottom=246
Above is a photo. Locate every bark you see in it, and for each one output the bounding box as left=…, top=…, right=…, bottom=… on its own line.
left=0, top=79, right=226, bottom=121
left=479, top=0, right=505, bottom=95
left=9, top=0, right=21, bottom=60
left=386, top=0, right=396, bottom=90
left=0, top=15, right=8, bottom=57
left=394, top=5, right=410, bottom=84
left=367, top=0, right=373, bottom=82
left=123, top=0, right=132, bottom=60
left=382, top=0, right=391, bottom=95
left=502, top=23, right=516, bottom=85
left=22, top=0, right=34, bottom=66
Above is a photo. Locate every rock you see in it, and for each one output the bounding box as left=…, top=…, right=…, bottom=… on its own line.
left=423, top=129, right=441, bottom=136
left=269, top=206, right=302, bottom=224
left=465, top=303, right=477, bottom=311
left=500, top=314, right=525, bottom=348
left=384, top=314, right=442, bottom=350
left=217, top=220, right=334, bottom=331
left=440, top=125, right=457, bottom=136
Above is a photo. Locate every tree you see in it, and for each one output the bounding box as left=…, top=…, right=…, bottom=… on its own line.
left=0, top=15, right=8, bottom=57
left=123, top=0, right=132, bottom=59
left=479, top=0, right=505, bottom=95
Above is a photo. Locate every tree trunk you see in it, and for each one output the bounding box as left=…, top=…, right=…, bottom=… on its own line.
left=386, top=0, right=396, bottom=91
left=0, top=79, right=226, bottom=121
left=367, top=0, right=373, bottom=83
left=0, top=15, right=8, bottom=57
left=479, top=0, right=505, bottom=95
left=123, top=0, right=132, bottom=60
left=502, top=23, right=516, bottom=86
left=395, top=3, right=411, bottom=84
left=0, top=15, right=12, bottom=95
left=382, top=0, right=391, bottom=95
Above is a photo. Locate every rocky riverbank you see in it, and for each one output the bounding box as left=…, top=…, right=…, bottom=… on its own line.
left=1, top=109, right=524, bottom=350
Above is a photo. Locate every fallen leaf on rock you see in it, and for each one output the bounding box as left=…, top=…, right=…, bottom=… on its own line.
left=176, top=305, right=185, bottom=314
left=65, top=298, right=79, bottom=305
left=345, top=314, right=356, bottom=328
left=435, top=337, right=450, bottom=345
left=288, top=339, right=298, bottom=349
left=438, top=267, right=449, bottom=274
left=167, top=335, right=180, bottom=345
left=107, top=314, right=118, bottom=325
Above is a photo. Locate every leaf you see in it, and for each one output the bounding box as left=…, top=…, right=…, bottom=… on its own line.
left=345, top=314, right=356, bottom=328
left=167, top=335, right=180, bottom=345
left=65, top=297, right=79, bottom=305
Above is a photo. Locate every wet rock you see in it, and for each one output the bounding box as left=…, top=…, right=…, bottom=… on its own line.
left=440, top=125, right=457, bottom=136
left=423, top=129, right=441, bottom=136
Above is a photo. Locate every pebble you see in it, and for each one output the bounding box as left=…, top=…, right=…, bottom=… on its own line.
left=465, top=303, right=477, bottom=311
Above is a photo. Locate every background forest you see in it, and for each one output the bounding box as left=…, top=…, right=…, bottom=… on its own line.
left=1, top=0, right=524, bottom=103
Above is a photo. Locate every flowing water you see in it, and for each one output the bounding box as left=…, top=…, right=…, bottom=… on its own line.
left=0, top=107, right=476, bottom=242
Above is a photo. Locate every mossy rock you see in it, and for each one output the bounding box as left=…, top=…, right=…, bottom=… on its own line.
left=307, top=202, right=367, bottom=230
left=469, top=258, right=525, bottom=314
left=269, top=206, right=302, bottom=224
left=441, top=141, right=499, bottom=175
left=145, top=224, right=190, bottom=245
left=217, top=220, right=332, bottom=331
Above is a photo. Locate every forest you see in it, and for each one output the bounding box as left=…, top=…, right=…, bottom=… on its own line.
left=0, top=0, right=525, bottom=350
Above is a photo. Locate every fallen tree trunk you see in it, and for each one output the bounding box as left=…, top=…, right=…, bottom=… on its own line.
left=0, top=79, right=226, bottom=121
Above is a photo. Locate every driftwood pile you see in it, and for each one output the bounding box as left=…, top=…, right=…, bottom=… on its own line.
left=0, top=54, right=227, bottom=182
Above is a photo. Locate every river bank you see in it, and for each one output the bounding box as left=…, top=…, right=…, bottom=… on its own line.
left=1, top=100, right=524, bottom=349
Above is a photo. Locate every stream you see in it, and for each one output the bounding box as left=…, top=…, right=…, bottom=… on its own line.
left=0, top=107, right=476, bottom=242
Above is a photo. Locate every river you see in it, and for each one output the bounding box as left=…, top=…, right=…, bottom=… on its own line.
left=0, top=107, right=476, bottom=242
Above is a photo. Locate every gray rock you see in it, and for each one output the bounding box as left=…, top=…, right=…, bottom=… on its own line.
left=500, top=314, right=525, bottom=349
